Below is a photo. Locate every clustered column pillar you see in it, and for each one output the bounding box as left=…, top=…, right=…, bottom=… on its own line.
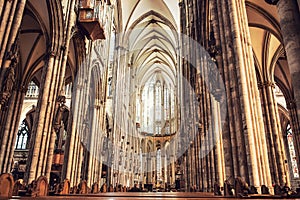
left=265, top=0, right=300, bottom=181
left=24, top=50, right=63, bottom=184
left=258, top=81, right=288, bottom=185
left=276, top=0, right=300, bottom=133
left=62, top=36, right=86, bottom=186
left=24, top=0, right=77, bottom=184
left=0, top=0, right=26, bottom=174
left=211, top=0, right=273, bottom=192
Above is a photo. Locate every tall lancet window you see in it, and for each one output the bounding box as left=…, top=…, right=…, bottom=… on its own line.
left=287, top=123, right=299, bottom=178
left=15, top=120, right=30, bottom=150
left=139, top=72, right=176, bottom=136
left=164, top=87, right=170, bottom=134
left=155, top=81, right=161, bottom=134
left=155, top=81, right=161, bottom=121
left=156, top=148, right=161, bottom=181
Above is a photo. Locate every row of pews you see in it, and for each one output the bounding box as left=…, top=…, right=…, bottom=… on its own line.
left=0, top=173, right=114, bottom=198
left=0, top=173, right=70, bottom=198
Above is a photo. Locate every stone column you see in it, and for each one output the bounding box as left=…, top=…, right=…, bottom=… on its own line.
left=74, top=144, right=83, bottom=186
left=212, top=98, right=225, bottom=186
left=209, top=0, right=273, bottom=192
left=271, top=0, right=300, bottom=131
left=0, top=0, right=26, bottom=70
left=171, top=155, right=175, bottom=184
left=0, top=90, right=24, bottom=173
left=288, top=100, right=300, bottom=149
left=146, top=156, right=151, bottom=183
left=87, top=104, right=99, bottom=186
left=259, top=81, right=287, bottom=185
left=266, top=0, right=300, bottom=183
left=27, top=57, right=52, bottom=181
left=287, top=100, right=300, bottom=182
left=5, top=90, right=26, bottom=173
left=211, top=0, right=237, bottom=181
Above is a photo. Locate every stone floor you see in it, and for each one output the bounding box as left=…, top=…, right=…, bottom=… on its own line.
left=7, top=192, right=299, bottom=200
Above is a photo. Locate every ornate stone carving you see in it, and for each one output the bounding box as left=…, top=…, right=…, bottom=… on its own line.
left=263, top=81, right=275, bottom=88
left=1, top=64, right=16, bottom=106
left=1, top=42, right=19, bottom=107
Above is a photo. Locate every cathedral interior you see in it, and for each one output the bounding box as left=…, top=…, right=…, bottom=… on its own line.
left=1, top=0, right=300, bottom=198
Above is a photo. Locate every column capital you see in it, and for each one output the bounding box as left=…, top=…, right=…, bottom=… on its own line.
left=258, top=81, right=275, bottom=89
left=265, top=0, right=279, bottom=5
left=264, top=81, right=275, bottom=88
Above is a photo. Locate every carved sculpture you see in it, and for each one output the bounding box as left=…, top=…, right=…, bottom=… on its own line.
left=1, top=66, right=16, bottom=106
left=53, top=95, right=67, bottom=132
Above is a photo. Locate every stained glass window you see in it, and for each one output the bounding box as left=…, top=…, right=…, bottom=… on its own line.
left=157, top=149, right=161, bottom=180
left=15, top=120, right=30, bottom=150
left=287, top=123, right=299, bottom=178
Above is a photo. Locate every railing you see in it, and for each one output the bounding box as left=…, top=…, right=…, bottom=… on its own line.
left=78, top=0, right=106, bottom=40
left=79, top=0, right=105, bottom=24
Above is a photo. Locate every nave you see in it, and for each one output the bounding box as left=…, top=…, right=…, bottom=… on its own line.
left=0, top=0, right=300, bottom=198
left=7, top=192, right=300, bottom=200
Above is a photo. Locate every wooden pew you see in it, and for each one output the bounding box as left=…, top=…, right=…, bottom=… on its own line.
left=0, top=173, right=14, bottom=198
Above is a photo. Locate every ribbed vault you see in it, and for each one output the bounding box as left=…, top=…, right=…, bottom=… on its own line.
left=118, top=0, right=179, bottom=135
left=246, top=0, right=291, bottom=96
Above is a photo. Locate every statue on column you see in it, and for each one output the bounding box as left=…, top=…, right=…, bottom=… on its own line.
left=53, top=95, right=67, bottom=133
left=1, top=56, right=17, bottom=106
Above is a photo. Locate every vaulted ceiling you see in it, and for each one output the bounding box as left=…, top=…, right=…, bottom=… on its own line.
left=18, top=0, right=77, bottom=88
left=19, top=1, right=48, bottom=87
left=246, top=0, right=292, bottom=97
left=119, top=0, right=179, bottom=33
left=117, top=0, right=179, bottom=92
